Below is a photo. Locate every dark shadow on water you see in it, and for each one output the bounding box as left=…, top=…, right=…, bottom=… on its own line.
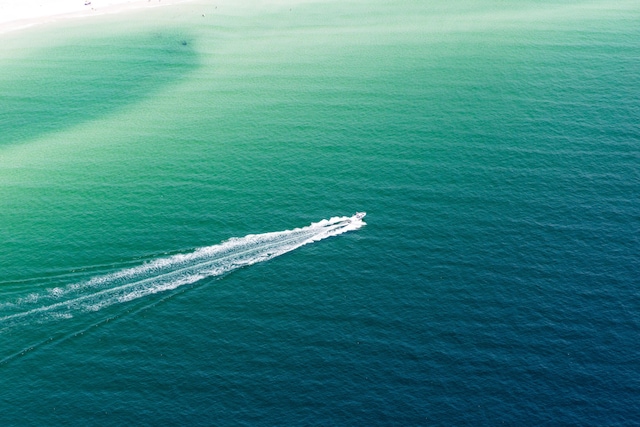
left=0, top=30, right=199, bottom=146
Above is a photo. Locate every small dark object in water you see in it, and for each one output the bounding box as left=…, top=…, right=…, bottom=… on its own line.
left=181, top=41, right=188, bottom=46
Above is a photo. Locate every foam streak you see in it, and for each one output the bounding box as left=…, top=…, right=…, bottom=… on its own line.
left=0, top=214, right=365, bottom=328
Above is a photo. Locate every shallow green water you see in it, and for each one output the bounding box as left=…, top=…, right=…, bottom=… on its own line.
left=1, top=1, right=639, bottom=424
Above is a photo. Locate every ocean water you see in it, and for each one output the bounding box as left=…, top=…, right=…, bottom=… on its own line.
left=1, top=0, right=639, bottom=424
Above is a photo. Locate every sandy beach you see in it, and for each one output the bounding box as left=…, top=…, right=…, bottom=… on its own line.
left=0, top=0, right=192, bottom=34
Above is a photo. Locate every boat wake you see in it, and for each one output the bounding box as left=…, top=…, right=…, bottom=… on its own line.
left=0, top=213, right=366, bottom=331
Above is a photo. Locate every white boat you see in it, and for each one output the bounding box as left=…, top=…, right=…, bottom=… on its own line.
left=354, top=212, right=366, bottom=220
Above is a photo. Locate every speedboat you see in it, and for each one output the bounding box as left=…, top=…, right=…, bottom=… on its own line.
left=354, top=212, right=366, bottom=220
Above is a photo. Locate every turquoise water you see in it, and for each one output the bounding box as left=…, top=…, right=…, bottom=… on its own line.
left=1, top=0, right=639, bottom=424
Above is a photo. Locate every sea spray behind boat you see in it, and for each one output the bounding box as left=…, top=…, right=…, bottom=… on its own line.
left=0, top=213, right=366, bottom=329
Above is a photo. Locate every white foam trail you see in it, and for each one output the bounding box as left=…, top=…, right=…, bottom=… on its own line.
left=0, top=214, right=365, bottom=327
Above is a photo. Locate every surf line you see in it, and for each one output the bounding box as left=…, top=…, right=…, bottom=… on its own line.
left=0, top=213, right=366, bottom=327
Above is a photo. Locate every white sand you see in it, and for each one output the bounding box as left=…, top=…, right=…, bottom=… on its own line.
left=0, top=0, right=192, bottom=34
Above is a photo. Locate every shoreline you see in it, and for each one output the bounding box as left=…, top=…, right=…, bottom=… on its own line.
left=0, top=0, right=194, bottom=35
